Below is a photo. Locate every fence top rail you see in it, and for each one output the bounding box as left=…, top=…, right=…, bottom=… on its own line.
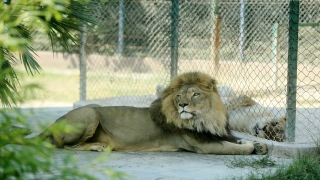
left=220, top=1, right=318, bottom=5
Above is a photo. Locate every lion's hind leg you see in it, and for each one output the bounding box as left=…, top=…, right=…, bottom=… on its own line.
left=45, top=106, right=107, bottom=151
left=225, top=95, right=255, bottom=110
left=64, top=142, right=108, bottom=152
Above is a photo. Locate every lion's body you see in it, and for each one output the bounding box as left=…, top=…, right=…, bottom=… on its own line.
left=225, top=95, right=286, bottom=142
left=33, top=72, right=267, bottom=155
left=45, top=105, right=186, bottom=152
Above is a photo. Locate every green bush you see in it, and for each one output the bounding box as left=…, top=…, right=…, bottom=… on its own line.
left=0, top=109, right=98, bottom=179
left=0, top=0, right=97, bottom=107
left=247, top=153, right=320, bottom=180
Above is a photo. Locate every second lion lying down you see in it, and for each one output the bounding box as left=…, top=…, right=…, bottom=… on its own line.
left=225, top=95, right=286, bottom=142
left=21, top=72, right=267, bottom=155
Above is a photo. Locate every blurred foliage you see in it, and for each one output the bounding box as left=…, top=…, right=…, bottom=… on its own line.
left=0, top=109, right=96, bottom=179
left=0, top=0, right=98, bottom=107
left=0, top=1, right=126, bottom=179
left=85, top=1, right=213, bottom=57
left=0, top=108, right=126, bottom=179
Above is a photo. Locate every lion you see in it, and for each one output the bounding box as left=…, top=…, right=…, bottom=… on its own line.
left=225, top=95, right=286, bottom=142
left=157, top=84, right=286, bottom=142
left=11, top=72, right=267, bottom=155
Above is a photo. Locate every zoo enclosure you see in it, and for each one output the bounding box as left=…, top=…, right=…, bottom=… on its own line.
left=74, top=0, right=320, bottom=144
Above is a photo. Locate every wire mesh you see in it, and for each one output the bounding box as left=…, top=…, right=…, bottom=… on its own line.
left=76, top=0, right=320, bottom=144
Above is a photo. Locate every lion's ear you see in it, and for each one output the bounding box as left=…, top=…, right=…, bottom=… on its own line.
left=209, top=79, right=219, bottom=93
left=211, top=79, right=217, bottom=86
left=281, top=116, right=286, bottom=122
left=156, top=84, right=165, bottom=98
left=162, top=87, right=174, bottom=99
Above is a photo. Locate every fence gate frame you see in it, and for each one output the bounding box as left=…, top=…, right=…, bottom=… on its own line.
left=78, top=0, right=308, bottom=143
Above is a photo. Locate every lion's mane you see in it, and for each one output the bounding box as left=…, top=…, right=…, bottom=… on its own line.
left=150, top=72, right=237, bottom=143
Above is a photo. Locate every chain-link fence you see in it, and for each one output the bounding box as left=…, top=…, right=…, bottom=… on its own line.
left=77, top=0, right=320, bottom=144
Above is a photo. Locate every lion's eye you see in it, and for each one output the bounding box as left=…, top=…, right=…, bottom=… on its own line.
left=177, top=94, right=181, bottom=99
left=193, top=93, right=200, bottom=97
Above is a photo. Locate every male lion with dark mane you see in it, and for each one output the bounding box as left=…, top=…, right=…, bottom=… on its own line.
left=14, top=72, right=267, bottom=155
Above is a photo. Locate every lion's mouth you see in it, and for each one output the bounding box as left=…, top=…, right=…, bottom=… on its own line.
left=254, top=124, right=267, bottom=136
left=179, top=111, right=194, bottom=120
left=254, top=124, right=260, bottom=136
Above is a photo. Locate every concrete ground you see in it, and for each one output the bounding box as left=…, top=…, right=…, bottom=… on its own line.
left=13, top=106, right=293, bottom=180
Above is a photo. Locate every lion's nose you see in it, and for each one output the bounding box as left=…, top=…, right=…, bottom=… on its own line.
left=179, top=103, right=189, bottom=108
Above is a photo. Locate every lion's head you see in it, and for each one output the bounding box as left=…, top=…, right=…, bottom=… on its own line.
left=253, top=116, right=286, bottom=142
left=158, top=72, right=230, bottom=137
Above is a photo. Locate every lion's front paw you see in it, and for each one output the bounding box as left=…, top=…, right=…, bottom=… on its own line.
left=253, top=141, right=268, bottom=155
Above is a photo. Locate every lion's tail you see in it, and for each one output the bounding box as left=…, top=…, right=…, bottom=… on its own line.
left=2, top=125, right=63, bottom=148
left=8, top=125, right=33, bottom=136
left=1, top=126, right=35, bottom=147
left=36, top=129, right=64, bottom=148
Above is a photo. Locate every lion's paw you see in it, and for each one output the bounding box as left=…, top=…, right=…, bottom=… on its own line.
left=253, top=141, right=268, bottom=155
left=90, top=143, right=108, bottom=152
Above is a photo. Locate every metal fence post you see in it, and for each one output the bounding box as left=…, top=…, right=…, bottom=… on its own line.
left=286, top=0, right=300, bottom=142
left=79, top=24, right=87, bottom=101
left=272, top=23, right=279, bottom=89
left=118, top=0, right=124, bottom=55
left=212, top=0, right=221, bottom=75
left=170, top=0, right=179, bottom=79
left=238, top=0, right=245, bottom=61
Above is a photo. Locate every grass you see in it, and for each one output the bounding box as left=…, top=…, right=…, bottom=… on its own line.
left=85, top=73, right=166, bottom=99
left=228, top=147, right=320, bottom=180
left=17, top=69, right=319, bottom=107
left=17, top=64, right=167, bottom=104
left=247, top=153, right=320, bottom=180
left=14, top=52, right=319, bottom=107
left=226, top=154, right=276, bottom=169
left=18, top=71, right=80, bottom=103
